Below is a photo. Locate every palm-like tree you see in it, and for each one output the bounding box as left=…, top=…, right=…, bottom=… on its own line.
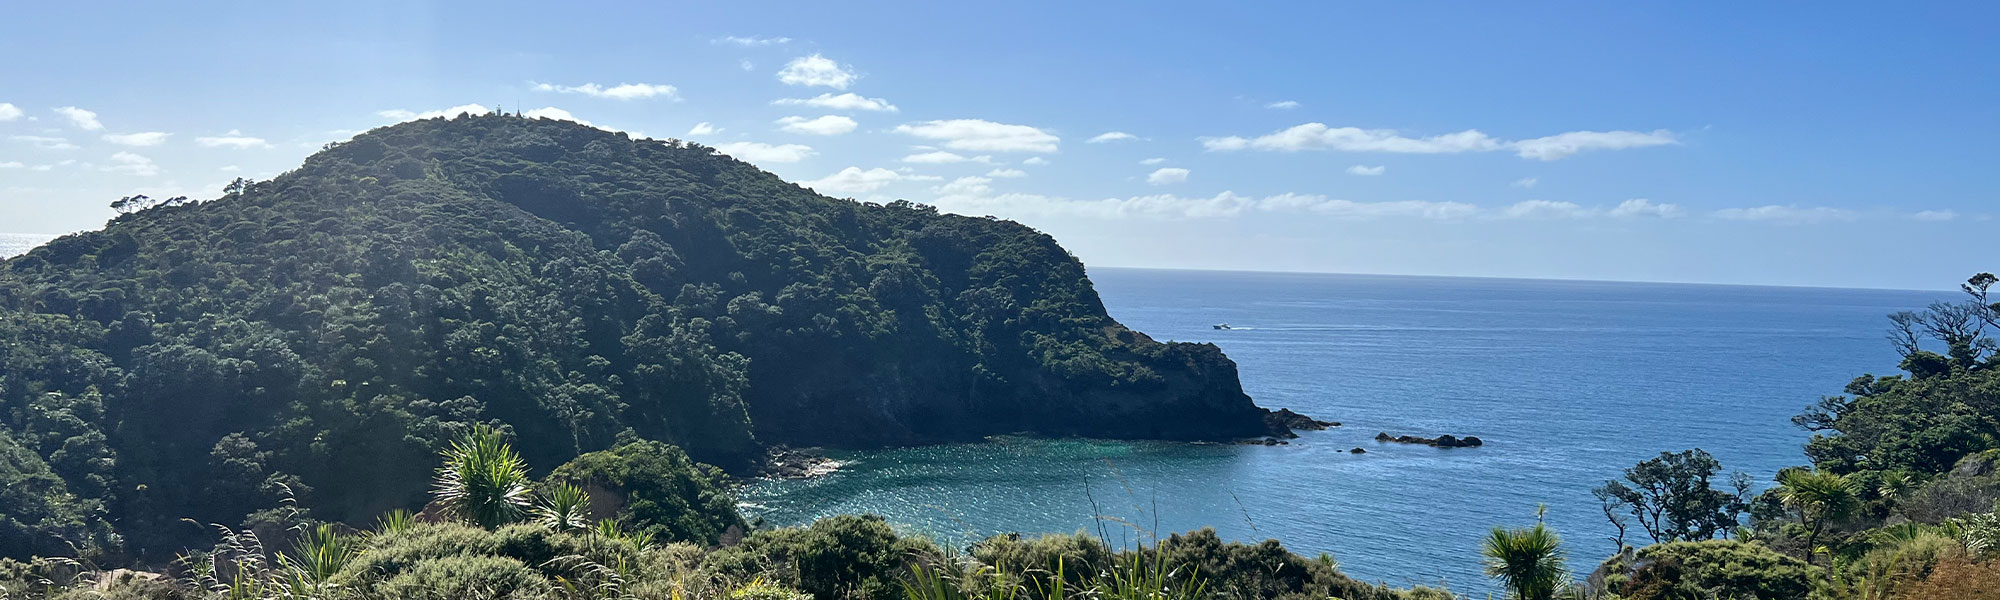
left=1876, top=470, right=1914, bottom=503
left=278, top=523, right=356, bottom=594
left=1777, top=468, right=1859, bottom=563
left=536, top=482, right=594, bottom=533
left=433, top=424, right=533, bottom=529
left=1483, top=522, right=1570, bottom=600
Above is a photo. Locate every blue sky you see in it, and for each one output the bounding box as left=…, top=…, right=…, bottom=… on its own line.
left=2, top=2, right=1994, bottom=289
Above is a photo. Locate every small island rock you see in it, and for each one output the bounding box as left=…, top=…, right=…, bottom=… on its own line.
left=1375, top=432, right=1487, bottom=448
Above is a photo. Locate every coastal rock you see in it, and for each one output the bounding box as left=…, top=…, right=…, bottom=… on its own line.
left=1375, top=432, right=1486, bottom=448
left=1349, top=447, right=1367, bottom=454
left=1265, top=408, right=1340, bottom=432
left=1238, top=437, right=1290, bottom=446
left=763, top=446, right=842, bottom=479
left=1951, top=453, right=1996, bottom=478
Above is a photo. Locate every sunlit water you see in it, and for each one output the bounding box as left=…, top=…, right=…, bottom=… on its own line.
left=0, top=233, right=56, bottom=258
left=742, top=268, right=1954, bottom=592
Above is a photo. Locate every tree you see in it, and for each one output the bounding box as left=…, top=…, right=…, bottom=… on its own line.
left=1594, top=486, right=1631, bottom=553
left=533, top=482, right=591, bottom=533
left=1596, top=449, right=1749, bottom=543
left=431, top=424, right=533, bottom=529
left=1483, top=509, right=1571, bottom=600
left=1775, top=468, right=1859, bottom=563
left=1878, top=470, right=1916, bottom=504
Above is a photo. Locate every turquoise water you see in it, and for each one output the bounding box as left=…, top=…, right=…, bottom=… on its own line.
left=741, top=268, right=1954, bottom=591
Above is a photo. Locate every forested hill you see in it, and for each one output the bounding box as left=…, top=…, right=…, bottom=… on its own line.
left=0, top=113, right=1280, bottom=554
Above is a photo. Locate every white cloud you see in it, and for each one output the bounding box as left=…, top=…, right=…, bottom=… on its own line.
left=776, top=115, right=858, bottom=136
left=894, top=119, right=1059, bottom=153
left=901, top=151, right=991, bottom=164
left=218, top=165, right=241, bottom=172
left=773, top=92, right=897, bottom=112
left=195, top=130, right=272, bottom=149
left=777, top=54, right=857, bottom=89
left=1346, top=165, right=1386, bottom=176
left=1088, top=131, right=1137, bottom=143
left=531, top=82, right=679, bottom=101
left=985, top=168, right=1026, bottom=178
left=930, top=184, right=1257, bottom=221
left=1022, top=157, right=1049, bottom=166
left=688, top=122, right=720, bottom=136
left=1910, top=209, right=1958, bottom=221
left=1147, top=167, right=1189, bottom=185
left=1607, top=198, right=1684, bottom=218
left=1502, top=200, right=1594, bottom=219
left=1712, top=205, right=1858, bottom=224
left=1512, top=177, right=1539, bottom=189
left=521, top=107, right=594, bottom=127
left=924, top=193, right=1672, bottom=221
left=1259, top=194, right=1480, bottom=220
left=1203, top=123, right=1501, bottom=154
left=103, top=131, right=171, bottom=146
left=715, top=35, right=791, bottom=46
left=935, top=176, right=993, bottom=196
left=103, top=151, right=160, bottom=176
left=11, top=135, right=78, bottom=150
left=0, top=103, right=21, bottom=121
left=1267, top=100, right=1301, bottom=110
left=379, top=104, right=491, bottom=121
left=1512, top=129, right=1678, bottom=161
left=715, top=141, right=816, bottom=163
left=1139, top=157, right=1166, bottom=165
left=1203, top=122, right=1677, bottom=160
left=0, top=161, right=22, bottom=168
left=801, top=167, right=929, bottom=195
left=54, top=106, right=102, bottom=131
left=741, top=59, right=756, bottom=71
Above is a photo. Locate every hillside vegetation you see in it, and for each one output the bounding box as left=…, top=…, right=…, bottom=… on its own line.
left=0, top=114, right=1279, bottom=559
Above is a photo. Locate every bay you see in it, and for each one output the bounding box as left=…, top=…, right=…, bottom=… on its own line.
left=741, top=267, right=1955, bottom=591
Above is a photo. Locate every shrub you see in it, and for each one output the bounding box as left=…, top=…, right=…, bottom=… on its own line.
left=377, top=554, right=551, bottom=600
left=1899, top=555, right=2000, bottom=600
left=705, top=515, right=936, bottom=600
left=1599, top=539, right=1820, bottom=600
left=545, top=440, right=745, bottom=545
left=336, top=522, right=640, bottom=590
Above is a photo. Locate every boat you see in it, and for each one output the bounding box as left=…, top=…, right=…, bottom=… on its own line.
left=1213, top=323, right=1232, bottom=330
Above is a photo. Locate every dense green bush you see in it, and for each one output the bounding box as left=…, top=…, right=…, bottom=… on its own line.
left=707, top=515, right=935, bottom=600
left=377, top=554, right=550, bottom=599
left=966, top=529, right=1450, bottom=600
left=0, top=429, right=112, bottom=560
left=544, top=440, right=744, bottom=545
left=1597, top=539, right=1820, bottom=600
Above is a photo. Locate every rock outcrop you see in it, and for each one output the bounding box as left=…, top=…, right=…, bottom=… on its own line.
left=1374, top=432, right=1485, bottom=448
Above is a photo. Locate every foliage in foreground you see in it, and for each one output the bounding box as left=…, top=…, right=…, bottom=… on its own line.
left=0, top=418, right=1447, bottom=600
left=1482, top=514, right=1568, bottom=600
left=0, top=519, right=1459, bottom=600
left=1593, top=539, right=1820, bottom=600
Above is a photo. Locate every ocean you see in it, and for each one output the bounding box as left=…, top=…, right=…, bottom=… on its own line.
left=741, top=267, right=1956, bottom=592
left=0, top=233, right=56, bottom=259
